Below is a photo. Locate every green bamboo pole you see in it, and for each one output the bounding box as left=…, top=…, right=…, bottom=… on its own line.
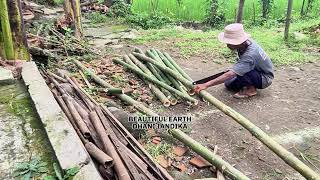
left=139, top=52, right=320, bottom=179
left=113, top=59, right=198, bottom=105
left=7, top=0, right=30, bottom=60
left=0, top=22, right=4, bottom=58
left=132, top=52, right=193, bottom=88
left=163, top=51, right=193, bottom=81
left=73, top=59, right=158, bottom=116
left=171, top=129, right=249, bottom=180
left=73, top=59, right=249, bottom=180
left=145, top=50, right=188, bottom=94
left=0, top=0, right=14, bottom=59
left=129, top=52, right=176, bottom=104
left=126, top=54, right=171, bottom=107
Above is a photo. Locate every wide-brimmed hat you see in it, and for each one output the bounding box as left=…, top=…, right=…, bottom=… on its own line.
left=218, top=23, right=250, bottom=45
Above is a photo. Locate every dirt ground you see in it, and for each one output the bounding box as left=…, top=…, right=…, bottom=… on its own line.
left=80, top=20, right=320, bottom=179
left=110, top=44, right=320, bottom=179
left=163, top=54, right=320, bottom=179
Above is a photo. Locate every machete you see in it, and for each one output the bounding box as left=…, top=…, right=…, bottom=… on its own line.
left=192, top=71, right=226, bottom=85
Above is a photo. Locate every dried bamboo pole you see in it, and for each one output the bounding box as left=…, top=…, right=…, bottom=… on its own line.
left=73, top=59, right=158, bottom=116
left=113, top=59, right=198, bottom=105
left=48, top=71, right=68, bottom=83
left=89, top=111, right=131, bottom=180
left=63, top=95, right=91, bottom=139
left=85, top=142, right=113, bottom=168
left=101, top=105, right=173, bottom=180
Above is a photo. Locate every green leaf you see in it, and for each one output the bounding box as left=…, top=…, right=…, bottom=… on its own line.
left=53, top=163, right=63, bottom=180
left=23, top=171, right=32, bottom=180
left=64, top=166, right=80, bottom=178
left=44, top=175, right=57, bottom=180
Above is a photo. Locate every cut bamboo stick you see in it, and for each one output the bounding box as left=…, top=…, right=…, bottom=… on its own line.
left=79, top=70, right=93, bottom=89
left=113, top=59, right=198, bottom=105
left=85, top=142, right=113, bottom=168
left=89, top=111, right=131, bottom=180
left=62, top=95, right=91, bottom=139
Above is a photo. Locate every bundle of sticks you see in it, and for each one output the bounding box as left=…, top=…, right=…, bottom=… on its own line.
left=43, top=70, right=173, bottom=180
left=113, top=48, right=198, bottom=107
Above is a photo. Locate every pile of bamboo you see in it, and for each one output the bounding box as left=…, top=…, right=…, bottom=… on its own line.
left=43, top=71, right=173, bottom=180
left=113, top=48, right=198, bottom=107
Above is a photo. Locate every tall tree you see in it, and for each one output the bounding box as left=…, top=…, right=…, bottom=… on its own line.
left=0, top=0, right=29, bottom=60
left=284, top=0, right=293, bottom=40
left=236, top=0, right=245, bottom=23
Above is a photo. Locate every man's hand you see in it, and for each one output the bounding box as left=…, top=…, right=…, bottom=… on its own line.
left=193, top=83, right=208, bottom=94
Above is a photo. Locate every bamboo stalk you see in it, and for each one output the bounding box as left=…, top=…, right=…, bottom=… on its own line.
left=133, top=52, right=193, bottom=88
left=89, top=111, right=131, bottom=180
left=127, top=54, right=171, bottom=107
left=85, top=142, right=114, bottom=168
left=62, top=95, right=91, bottom=139
left=73, top=59, right=158, bottom=116
left=113, top=59, right=198, bottom=105
left=79, top=70, right=93, bottom=89
left=48, top=71, right=68, bottom=83
left=101, top=105, right=173, bottom=180
left=0, top=0, right=14, bottom=59
left=97, top=88, right=124, bottom=95
left=163, top=51, right=193, bottom=81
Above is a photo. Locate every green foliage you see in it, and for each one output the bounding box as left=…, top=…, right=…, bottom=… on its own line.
left=13, top=157, right=48, bottom=180
left=109, top=0, right=132, bottom=17
left=144, top=139, right=172, bottom=158
left=260, top=0, right=274, bottom=19
left=84, top=12, right=109, bottom=24
left=126, top=13, right=172, bottom=29
left=204, top=0, right=225, bottom=26
left=44, top=163, right=80, bottom=180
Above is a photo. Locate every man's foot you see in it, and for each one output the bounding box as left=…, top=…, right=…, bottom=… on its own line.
left=233, top=86, right=257, bottom=99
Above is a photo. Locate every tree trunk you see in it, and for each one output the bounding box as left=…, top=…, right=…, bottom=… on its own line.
left=300, top=0, right=306, bottom=16
left=64, top=0, right=74, bottom=22
left=284, top=0, right=293, bottom=40
left=0, top=0, right=15, bottom=60
left=70, top=0, right=82, bottom=38
left=105, top=0, right=112, bottom=7
left=7, top=0, right=30, bottom=60
left=0, top=0, right=29, bottom=60
left=236, top=0, right=245, bottom=23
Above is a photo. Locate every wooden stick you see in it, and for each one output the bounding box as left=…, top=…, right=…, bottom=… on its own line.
left=62, top=95, right=91, bottom=139
left=212, top=145, right=226, bottom=180
left=89, top=111, right=131, bottom=180
left=85, top=142, right=113, bottom=168
left=48, top=71, right=68, bottom=83
left=79, top=70, right=93, bottom=89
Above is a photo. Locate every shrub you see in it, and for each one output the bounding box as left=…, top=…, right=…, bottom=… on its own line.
left=126, top=13, right=172, bottom=29
left=108, top=0, right=132, bottom=17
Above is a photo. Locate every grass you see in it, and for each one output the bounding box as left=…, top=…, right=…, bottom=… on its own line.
left=132, top=18, right=320, bottom=66
left=131, top=0, right=320, bottom=22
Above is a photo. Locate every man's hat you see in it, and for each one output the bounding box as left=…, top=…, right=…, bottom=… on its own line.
left=218, top=23, right=250, bottom=45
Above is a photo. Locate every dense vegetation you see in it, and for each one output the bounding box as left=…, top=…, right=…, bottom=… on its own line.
left=131, top=0, right=320, bottom=22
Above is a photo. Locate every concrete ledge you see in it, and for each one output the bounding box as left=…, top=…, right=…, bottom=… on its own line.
left=21, top=62, right=102, bottom=180
left=0, top=67, right=14, bottom=85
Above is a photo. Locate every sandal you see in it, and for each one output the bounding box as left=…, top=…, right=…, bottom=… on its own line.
left=233, top=91, right=257, bottom=99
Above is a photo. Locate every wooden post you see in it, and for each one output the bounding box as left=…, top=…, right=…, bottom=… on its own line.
left=284, top=0, right=293, bottom=40
left=236, top=0, right=245, bottom=23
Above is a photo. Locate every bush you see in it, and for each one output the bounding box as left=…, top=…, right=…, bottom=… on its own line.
left=84, top=12, right=109, bottom=24
left=126, top=13, right=172, bottom=29
left=204, top=0, right=225, bottom=27
left=108, top=0, right=132, bottom=17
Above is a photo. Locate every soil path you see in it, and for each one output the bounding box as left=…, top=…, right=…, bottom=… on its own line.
left=163, top=55, right=320, bottom=179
